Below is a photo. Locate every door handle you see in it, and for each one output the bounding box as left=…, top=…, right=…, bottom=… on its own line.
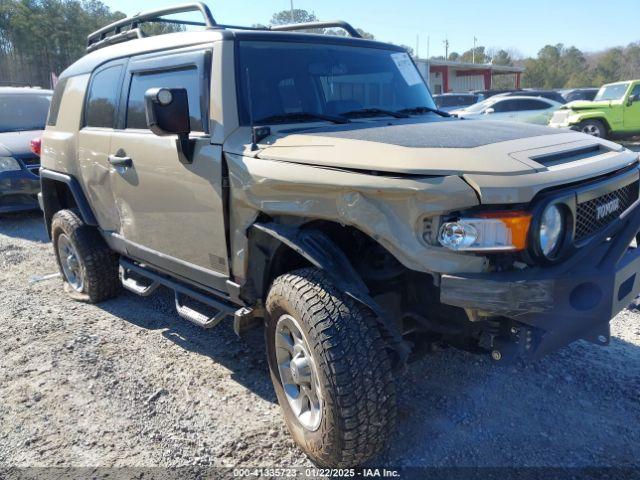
left=108, top=150, right=132, bottom=168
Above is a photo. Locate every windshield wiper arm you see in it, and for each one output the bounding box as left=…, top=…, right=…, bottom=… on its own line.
left=397, top=106, right=451, bottom=117
left=340, top=108, right=409, bottom=119
left=254, top=112, right=350, bottom=125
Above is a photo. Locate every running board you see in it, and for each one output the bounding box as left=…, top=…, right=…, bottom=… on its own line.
left=119, top=258, right=236, bottom=329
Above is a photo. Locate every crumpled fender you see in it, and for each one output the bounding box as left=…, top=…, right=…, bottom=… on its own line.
left=247, top=222, right=411, bottom=365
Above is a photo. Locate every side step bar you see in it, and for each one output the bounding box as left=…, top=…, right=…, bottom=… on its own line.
left=119, top=258, right=237, bottom=329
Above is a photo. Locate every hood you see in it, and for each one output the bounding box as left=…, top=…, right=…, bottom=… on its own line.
left=564, top=100, right=612, bottom=110
left=0, top=130, right=42, bottom=158
left=255, top=118, right=587, bottom=176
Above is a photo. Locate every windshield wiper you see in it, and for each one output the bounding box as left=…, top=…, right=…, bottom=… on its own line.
left=397, top=106, right=451, bottom=118
left=340, top=108, right=409, bottom=119
left=254, top=112, right=350, bottom=125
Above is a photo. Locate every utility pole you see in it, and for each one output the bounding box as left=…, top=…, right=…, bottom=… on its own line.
left=473, top=36, right=478, bottom=63
left=443, top=37, right=449, bottom=59
left=427, top=35, right=430, bottom=59
left=416, top=34, right=419, bottom=59
left=290, top=0, right=295, bottom=23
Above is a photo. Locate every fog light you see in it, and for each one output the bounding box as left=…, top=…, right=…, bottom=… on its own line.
left=439, top=222, right=479, bottom=250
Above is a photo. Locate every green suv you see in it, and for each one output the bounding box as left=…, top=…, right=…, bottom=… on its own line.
left=549, top=80, right=640, bottom=139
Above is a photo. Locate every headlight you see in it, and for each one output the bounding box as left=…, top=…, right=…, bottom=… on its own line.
left=438, top=212, right=531, bottom=252
left=539, top=204, right=564, bottom=257
left=0, top=156, right=21, bottom=172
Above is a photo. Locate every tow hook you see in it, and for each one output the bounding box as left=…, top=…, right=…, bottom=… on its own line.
left=490, top=326, right=534, bottom=364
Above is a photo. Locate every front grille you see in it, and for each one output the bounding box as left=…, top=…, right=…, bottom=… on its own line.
left=575, top=180, right=639, bottom=241
left=551, top=110, right=570, bottom=124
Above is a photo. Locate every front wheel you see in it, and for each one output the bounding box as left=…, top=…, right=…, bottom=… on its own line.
left=265, top=268, right=397, bottom=467
left=574, top=119, right=607, bottom=138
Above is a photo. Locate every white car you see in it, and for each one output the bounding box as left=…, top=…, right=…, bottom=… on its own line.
left=451, top=95, right=563, bottom=124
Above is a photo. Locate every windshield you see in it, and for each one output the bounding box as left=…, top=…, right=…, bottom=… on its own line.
left=461, top=98, right=495, bottom=113
left=594, top=83, right=630, bottom=102
left=238, top=41, right=436, bottom=124
left=0, top=94, right=51, bottom=132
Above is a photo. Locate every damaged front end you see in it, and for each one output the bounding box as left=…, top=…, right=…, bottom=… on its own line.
left=441, top=169, right=640, bottom=363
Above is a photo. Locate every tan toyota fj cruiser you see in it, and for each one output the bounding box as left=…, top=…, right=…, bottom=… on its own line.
left=40, top=3, right=640, bottom=467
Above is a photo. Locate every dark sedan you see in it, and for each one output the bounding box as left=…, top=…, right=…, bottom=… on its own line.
left=0, top=87, right=52, bottom=213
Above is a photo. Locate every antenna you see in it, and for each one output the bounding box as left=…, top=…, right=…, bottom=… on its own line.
left=245, top=67, right=270, bottom=151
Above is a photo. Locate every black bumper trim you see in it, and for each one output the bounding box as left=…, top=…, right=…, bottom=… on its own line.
left=441, top=199, right=640, bottom=358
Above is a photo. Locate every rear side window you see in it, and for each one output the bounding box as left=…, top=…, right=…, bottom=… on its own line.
left=85, top=65, right=123, bottom=128
left=47, top=77, right=69, bottom=126
left=520, top=99, right=550, bottom=110
left=126, top=67, right=204, bottom=131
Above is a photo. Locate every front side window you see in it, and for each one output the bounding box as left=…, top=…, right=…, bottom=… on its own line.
left=0, top=93, right=51, bottom=133
left=595, top=83, right=630, bottom=102
left=493, top=99, right=519, bottom=113
left=238, top=41, right=436, bottom=124
left=85, top=65, right=123, bottom=128
left=630, top=84, right=640, bottom=98
left=126, top=67, right=204, bottom=131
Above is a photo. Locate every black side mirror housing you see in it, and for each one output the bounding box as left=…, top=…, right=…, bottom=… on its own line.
left=144, top=87, right=194, bottom=163
left=629, top=94, right=638, bottom=105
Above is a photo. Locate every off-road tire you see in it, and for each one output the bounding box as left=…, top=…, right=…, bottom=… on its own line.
left=51, top=209, right=120, bottom=303
left=574, top=119, right=607, bottom=138
left=265, top=268, right=396, bottom=467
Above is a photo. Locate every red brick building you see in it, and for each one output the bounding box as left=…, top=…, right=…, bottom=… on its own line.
left=414, top=59, right=524, bottom=94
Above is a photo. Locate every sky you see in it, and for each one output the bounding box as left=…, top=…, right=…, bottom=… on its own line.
left=104, top=0, right=638, bottom=59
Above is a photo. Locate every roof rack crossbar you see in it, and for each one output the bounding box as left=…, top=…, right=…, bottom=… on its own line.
left=269, top=21, right=362, bottom=38
left=86, top=2, right=216, bottom=51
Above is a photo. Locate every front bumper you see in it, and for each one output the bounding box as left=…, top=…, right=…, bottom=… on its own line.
left=440, top=199, right=640, bottom=359
left=0, top=168, right=40, bottom=213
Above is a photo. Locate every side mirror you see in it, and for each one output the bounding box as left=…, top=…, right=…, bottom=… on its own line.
left=144, top=87, right=194, bottom=163
left=484, top=107, right=495, bottom=115
left=628, top=94, right=638, bottom=106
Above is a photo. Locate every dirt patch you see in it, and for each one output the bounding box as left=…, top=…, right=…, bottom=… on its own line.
left=1, top=213, right=639, bottom=468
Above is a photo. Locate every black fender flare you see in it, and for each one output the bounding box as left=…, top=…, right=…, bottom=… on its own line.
left=40, top=168, right=98, bottom=236
left=246, top=222, right=410, bottom=364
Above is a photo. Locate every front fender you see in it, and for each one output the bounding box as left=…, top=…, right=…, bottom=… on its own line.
left=245, top=222, right=410, bottom=364
left=568, top=110, right=613, bottom=129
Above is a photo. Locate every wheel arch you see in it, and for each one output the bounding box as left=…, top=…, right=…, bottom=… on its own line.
left=572, top=114, right=612, bottom=134
left=243, top=218, right=410, bottom=364
left=40, top=168, right=98, bottom=237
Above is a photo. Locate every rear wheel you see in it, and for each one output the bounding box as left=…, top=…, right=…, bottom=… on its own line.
left=51, top=209, right=120, bottom=303
left=265, top=268, right=396, bottom=467
left=574, top=119, right=607, bottom=138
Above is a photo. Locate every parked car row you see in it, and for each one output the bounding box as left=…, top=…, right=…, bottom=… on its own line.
left=433, top=81, right=640, bottom=140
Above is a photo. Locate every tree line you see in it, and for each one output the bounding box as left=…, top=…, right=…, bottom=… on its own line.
left=1, top=1, right=639, bottom=90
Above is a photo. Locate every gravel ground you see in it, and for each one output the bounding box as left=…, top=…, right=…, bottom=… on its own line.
left=0, top=212, right=639, bottom=469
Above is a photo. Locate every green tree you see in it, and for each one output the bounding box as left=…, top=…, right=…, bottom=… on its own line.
left=268, top=8, right=374, bottom=38
left=491, top=49, right=513, bottom=66
left=460, top=46, right=489, bottom=63
left=0, top=0, right=125, bottom=87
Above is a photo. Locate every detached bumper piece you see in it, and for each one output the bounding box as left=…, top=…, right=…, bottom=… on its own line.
left=441, top=201, right=640, bottom=360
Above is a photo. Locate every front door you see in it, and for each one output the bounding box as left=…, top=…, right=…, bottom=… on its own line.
left=624, top=84, right=640, bottom=132
left=109, top=47, right=229, bottom=290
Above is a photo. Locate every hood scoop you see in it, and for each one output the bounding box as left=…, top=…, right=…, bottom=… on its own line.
left=530, top=144, right=605, bottom=168
left=510, top=139, right=624, bottom=172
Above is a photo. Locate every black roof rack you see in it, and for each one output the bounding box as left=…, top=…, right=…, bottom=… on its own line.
left=269, top=21, right=361, bottom=37
left=86, top=2, right=216, bottom=52
left=86, top=2, right=363, bottom=53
